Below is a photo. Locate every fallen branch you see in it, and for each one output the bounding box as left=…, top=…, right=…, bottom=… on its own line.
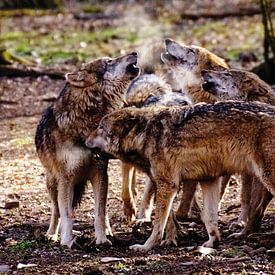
left=73, top=13, right=120, bottom=21
left=217, top=256, right=251, bottom=264
left=0, top=65, right=65, bottom=79
left=180, top=7, right=275, bottom=20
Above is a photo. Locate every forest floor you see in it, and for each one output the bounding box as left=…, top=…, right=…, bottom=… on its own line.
left=0, top=1, right=274, bottom=274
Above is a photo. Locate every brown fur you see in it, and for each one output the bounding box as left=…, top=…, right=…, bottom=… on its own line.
left=161, top=38, right=229, bottom=103
left=35, top=53, right=139, bottom=247
left=121, top=73, right=192, bottom=222
left=162, top=40, right=274, bottom=238
left=202, top=69, right=275, bottom=237
left=86, top=101, right=275, bottom=251
left=201, top=69, right=275, bottom=104
left=161, top=39, right=229, bottom=222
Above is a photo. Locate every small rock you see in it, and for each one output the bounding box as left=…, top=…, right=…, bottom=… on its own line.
left=194, top=246, right=216, bottom=255
left=180, top=261, right=194, bottom=267
left=0, top=265, right=10, bottom=272
left=17, top=263, right=37, bottom=269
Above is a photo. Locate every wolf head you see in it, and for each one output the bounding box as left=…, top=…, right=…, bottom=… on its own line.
left=201, top=69, right=274, bottom=103
left=53, top=53, right=140, bottom=136
left=66, top=52, right=139, bottom=88
left=161, top=39, right=228, bottom=89
left=85, top=108, right=146, bottom=159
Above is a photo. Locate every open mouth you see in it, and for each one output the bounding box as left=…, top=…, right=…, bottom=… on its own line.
left=126, top=61, right=140, bottom=75
left=90, top=147, right=114, bottom=161
left=202, top=80, right=217, bottom=94
left=161, top=52, right=178, bottom=63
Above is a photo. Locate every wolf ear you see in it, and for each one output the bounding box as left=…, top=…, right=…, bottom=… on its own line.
left=65, top=72, right=88, bottom=87
left=207, top=53, right=229, bottom=70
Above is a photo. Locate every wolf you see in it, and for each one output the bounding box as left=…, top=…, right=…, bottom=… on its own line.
left=161, top=39, right=275, bottom=234
left=121, top=73, right=192, bottom=222
left=201, top=69, right=275, bottom=104
left=201, top=69, right=275, bottom=236
left=35, top=52, right=140, bottom=247
left=86, top=101, right=275, bottom=252
left=160, top=38, right=229, bottom=221
left=161, top=38, right=229, bottom=104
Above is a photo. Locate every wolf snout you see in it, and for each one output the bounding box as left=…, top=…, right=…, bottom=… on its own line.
left=85, top=137, right=95, bottom=149
left=165, top=38, right=173, bottom=46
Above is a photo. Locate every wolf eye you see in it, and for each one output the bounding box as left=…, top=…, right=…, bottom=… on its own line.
left=188, top=48, right=195, bottom=54
left=107, top=59, right=112, bottom=64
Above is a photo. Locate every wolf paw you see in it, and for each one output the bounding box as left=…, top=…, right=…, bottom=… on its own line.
left=60, top=236, right=80, bottom=249
left=46, top=233, right=59, bottom=242
left=124, top=207, right=137, bottom=223
left=202, top=238, right=219, bottom=248
left=96, top=237, right=112, bottom=246
left=160, top=238, right=177, bottom=247
left=129, top=244, right=150, bottom=252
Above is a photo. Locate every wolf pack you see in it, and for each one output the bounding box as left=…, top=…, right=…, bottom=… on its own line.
left=35, top=39, right=275, bottom=252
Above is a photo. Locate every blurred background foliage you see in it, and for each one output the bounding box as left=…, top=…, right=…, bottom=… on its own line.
left=0, top=0, right=274, bottom=82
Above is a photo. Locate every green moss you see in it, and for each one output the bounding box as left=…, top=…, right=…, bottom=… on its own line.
left=83, top=4, right=104, bottom=14
left=10, top=239, right=37, bottom=253
left=222, top=247, right=246, bottom=258
left=192, top=21, right=225, bottom=37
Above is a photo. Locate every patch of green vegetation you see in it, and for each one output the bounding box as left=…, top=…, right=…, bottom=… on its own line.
left=10, top=239, right=37, bottom=253
left=0, top=26, right=138, bottom=65
left=83, top=4, right=104, bottom=14
left=114, top=262, right=127, bottom=270
left=0, top=31, right=24, bottom=41
left=226, top=48, right=242, bottom=61
left=222, top=247, right=246, bottom=258
left=125, top=31, right=139, bottom=43
left=0, top=9, right=60, bottom=17
left=192, top=21, right=225, bottom=37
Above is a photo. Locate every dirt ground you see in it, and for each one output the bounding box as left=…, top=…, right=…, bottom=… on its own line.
left=0, top=1, right=275, bottom=274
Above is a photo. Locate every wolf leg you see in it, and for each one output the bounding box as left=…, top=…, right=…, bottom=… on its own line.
left=46, top=174, right=60, bottom=242
left=161, top=210, right=179, bottom=246
left=57, top=176, right=74, bottom=247
left=121, top=162, right=137, bottom=222
left=200, top=178, right=221, bottom=248
left=130, top=177, right=177, bottom=252
left=230, top=173, right=252, bottom=230
left=91, top=161, right=112, bottom=245
left=137, top=175, right=155, bottom=223
left=230, top=177, right=273, bottom=238
left=176, top=181, right=198, bottom=221
left=219, top=175, right=231, bottom=201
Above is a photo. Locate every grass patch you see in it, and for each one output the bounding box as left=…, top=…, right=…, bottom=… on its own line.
left=222, top=247, right=246, bottom=258
left=192, top=21, right=225, bottom=37
left=0, top=27, right=139, bottom=65
left=10, top=239, right=37, bottom=253
left=83, top=4, right=104, bottom=14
